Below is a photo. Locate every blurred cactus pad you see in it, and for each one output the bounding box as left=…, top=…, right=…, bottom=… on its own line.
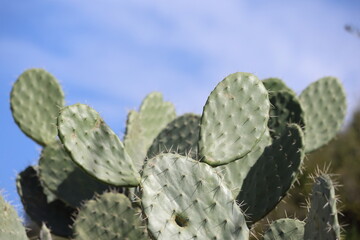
left=5, top=68, right=353, bottom=239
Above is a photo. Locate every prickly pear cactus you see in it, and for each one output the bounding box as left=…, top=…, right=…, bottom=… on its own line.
left=0, top=193, right=28, bottom=240
left=263, top=218, right=305, bottom=240
left=10, top=68, right=64, bottom=146
left=304, top=174, right=341, bottom=240
left=58, top=104, right=140, bottom=187
left=38, top=141, right=113, bottom=207
left=16, top=166, right=76, bottom=237
left=299, top=77, right=346, bottom=153
left=199, top=72, right=270, bottom=166
left=237, top=124, right=305, bottom=225
left=141, top=153, right=249, bottom=240
left=147, top=113, right=200, bottom=159
left=262, top=78, right=296, bottom=95
left=124, top=92, right=176, bottom=171
left=73, top=192, right=147, bottom=240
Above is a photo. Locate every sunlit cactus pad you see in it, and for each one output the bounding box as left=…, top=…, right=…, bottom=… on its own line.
left=200, top=72, right=270, bottom=166
left=147, top=113, right=200, bottom=159
left=73, top=192, right=147, bottom=240
left=125, top=92, right=176, bottom=171
left=58, top=104, right=140, bottom=187
left=299, top=77, right=346, bottom=153
left=10, top=68, right=64, bottom=145
left=141, top=153, right=249, bottom=240
left=263, top=218, right=305, bottom=240
left=0, top=193, right=27, bottom=240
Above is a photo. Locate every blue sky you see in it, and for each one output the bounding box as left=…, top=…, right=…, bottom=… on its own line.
left=1, top=0, right=360, bottom=213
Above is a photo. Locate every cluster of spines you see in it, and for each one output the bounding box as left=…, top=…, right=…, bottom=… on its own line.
left=8, top=69, right=346, bottom=239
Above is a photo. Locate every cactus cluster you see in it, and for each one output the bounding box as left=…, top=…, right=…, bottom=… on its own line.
left=3, top=68, right=347, bottom=239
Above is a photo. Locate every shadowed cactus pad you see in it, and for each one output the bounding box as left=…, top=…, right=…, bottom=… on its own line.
left=217, top=129, right=271, bottom=198
left=16, top=166, right=76, bottom=237
left=142, top=153, right=249, bottom=240
left=237, top=124, right=305, bottom=225
left=263, top=218, right=304, bottom=240
left=39, top=141, right=113, bottom=207
left=299, top=77, right=346, bottom=153
left=199, top=72, right=270, bottom=166
left=58, top=104, right=140, bottom=187
left=147, top=113, right=200, bottom=159
left=73, top=192, right=147, bottom=240
left=10, top=68, right=64, bottom=146
left=268, top=91, right=304, bottom=139
left=262, top=78, right=295, bottom=95
left=0, top=193, right=28, bottom=240
left=304, top=174, right=340, bottom=240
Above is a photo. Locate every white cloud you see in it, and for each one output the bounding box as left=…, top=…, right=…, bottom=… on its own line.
left=1, top=0, right=359, bottom=123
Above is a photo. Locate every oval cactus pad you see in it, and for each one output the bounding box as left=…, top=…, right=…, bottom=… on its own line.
left=10, top=68, right=64, bottom=145
left=74, top=192, right=147, bottom=240
left=58, top=104, right=140, bottom=187
left=299, top=77, right=346, bottom=153
left=142, top=153, right=249, bottom=240
left=199, top=72, right=270, bottom=166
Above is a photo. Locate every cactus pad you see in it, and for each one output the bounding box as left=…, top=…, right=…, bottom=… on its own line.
left=73, top=192, right=147, bottom=240
left=217, top=129, right=272, bottom=198
left=268, top=91, right=305, bottom=138
left=124, top=92, right=176, bottom=171
left=263, top=218, right=305, bottom=240
left=123, top=110, right=146, bottom=171
left=16, top=166, right=76, bottom=237
left=299, top=77, right=346, bottom=153
left=0, top=193, right=28, bottom=240
left=10, top=68, right=64, bottom=146
left=147, top=113, right=200, bottom=159
left=262, top=78, right=295, bottom=94
left=199, top=72, right=270, bottom=166
left=142, top=153, right=249, bottom=240
left=39, top=141, right=114, bottom=207
left=304, top=174, right=340, bottom=240
left=237, top=124, right=304, bottom=225
left=58, top=104, right=140, bottom=186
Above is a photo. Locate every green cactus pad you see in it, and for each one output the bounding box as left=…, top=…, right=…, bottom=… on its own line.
left=262, top=78, right=295, bottom=94
left=138, top=92, right=176, bottom=143
left=73, top=192, right=147, bottom=240
left=299, top=77, right=346, bottom=153
left=304, top=174, right=340, bottom=240
left=268, top=91, right=305, bottom=138
left=263, top=218, right=305, bottom=240
left=0, top=193, right=28, bottom=240
left=123, top=110, right=146, bottom=171
left=40, top=224, right=53, bottom=240
left=237, top=124, right=305, bottom=225
left=39, top=141, right=115, bottom=207
left=58, top=104, right=140, bottom=187
left=10, top=68, right=65, bottom=146
left=217, top=129, right=272, bottom=198
left=16, top=166, right=76, bottom=237
left=147, top=113, right=200, bottom=159
left=124, top=92, right=176, bottom=171
left=199, top=72, right=270, bottom=166
left=142, top=153, right=249, bottom=240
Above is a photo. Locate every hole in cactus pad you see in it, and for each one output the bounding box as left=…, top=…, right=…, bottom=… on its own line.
left=175, top=213, right=189, bottom=227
